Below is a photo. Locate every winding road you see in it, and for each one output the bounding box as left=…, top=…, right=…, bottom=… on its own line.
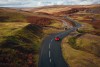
left=38, top=16, right=81, bottom=67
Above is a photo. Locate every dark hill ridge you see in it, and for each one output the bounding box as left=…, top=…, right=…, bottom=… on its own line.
left=26, top=16, right=53, bottom=26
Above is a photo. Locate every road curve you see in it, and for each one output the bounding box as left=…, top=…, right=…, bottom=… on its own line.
left=38, top=16, right=81, bottom=67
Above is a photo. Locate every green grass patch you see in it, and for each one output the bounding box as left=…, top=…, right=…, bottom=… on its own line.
left=68, top=37, right=79, bottom=49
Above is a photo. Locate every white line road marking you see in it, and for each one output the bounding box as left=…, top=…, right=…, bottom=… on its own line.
left=49, top=50, right=50, bottom=58
left=50, top=58, right=52, bottom=63
left=49, top=44, right=50, bottom=49
left=41, top=38, right=53, bottom=58
left=49, top=38, right=53, bottom=63
left=49, top=39, right=53, bottom=49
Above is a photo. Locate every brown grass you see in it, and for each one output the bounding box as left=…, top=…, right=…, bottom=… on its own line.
left=61, top=35, right=100, bottom=67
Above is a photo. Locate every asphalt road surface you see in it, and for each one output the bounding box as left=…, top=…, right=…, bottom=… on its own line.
left=38, top=16, right=81, bottom=67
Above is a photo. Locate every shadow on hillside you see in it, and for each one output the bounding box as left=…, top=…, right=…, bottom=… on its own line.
left=0, top=24, right=43, bottom=54
left=1, top=38, right=34, bottom=54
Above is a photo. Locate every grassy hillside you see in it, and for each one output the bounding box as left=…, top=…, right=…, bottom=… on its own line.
left=52, top=5, right=100, bottom=16
left=61, top=15, right=100, bottom=67
left=62, top=37, right=100, bottom=67
left=0, top=23, right=44, bottom=67
left=26, top=5, right=99, bottom=15
left=0, top=9, right=26, bottom=22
